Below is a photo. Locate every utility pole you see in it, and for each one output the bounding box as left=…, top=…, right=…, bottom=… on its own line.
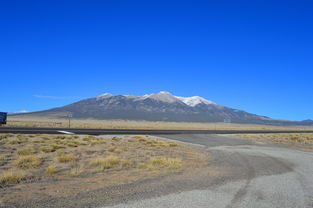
left=68, top=112, right=72, bottom=128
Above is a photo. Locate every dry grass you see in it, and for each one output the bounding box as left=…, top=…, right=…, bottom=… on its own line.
left=0, top=154, right=7, bottom=162
left=120, top=159, right=132, bottom=167
left=16, top=155, right=42, bottom=169
left=46, top=165, right=57, bottom=175
left=236, top=133, right=313, bottom=151
left=90, top=155, right=120, bottom=170
left=57, top=153, right=78, bottom=163
left=7, top=116, right=313, bottom=131
left=41, top=145, right=56, bottom=153
left=237, top=133, right=313, bottom=144
left=108, top=147, right=116, bottom=152
left=0, top=133, right=208, bottom=205
left=17, top=147, right=36, bottom=155
left=5, top=138, right=21, bottom=145
left=111, top=137, right=121, bottom=142
left=0, top=170, right=27, bottom=186
left=0, top=133, right=12, bottom=140
left=67, top=165, right=84, bottom=176
left=113, top=148, right=123, bottom=153
left=146, top=157, right=183, bottom=170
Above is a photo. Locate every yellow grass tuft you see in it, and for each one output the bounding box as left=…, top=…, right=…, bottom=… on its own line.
left=66, top=142, right=78, bottom=148
left=17, top=147, right=35, bottom=155
left=112, top=137, right=121, bottom=142
left=16, top=155, right=42, bottom=169
left=57, top=153, right=78, bottom=163
left=0, top=170, right=27, bottom=186
left=168, top=142, right=178, bottom=147
left=90, top=155, right=120, bottom=170
left=108, top=147, right=116, bottom=152
left=0, top=154, right=7, bottom=162
left=147, top=157, right=183, bottom=170
left=67, top=166, right=84, bottom=176
left=114, top=149, right=123, bottom=153
left=46, top=165, right=58, bottom=175
left=0, top=133, right=12, bottom=140
left=120, top=159, right=132, bottom=167
left=5, top=138, right=21, bottom=145
left=41, top=145, right=56, bottom=153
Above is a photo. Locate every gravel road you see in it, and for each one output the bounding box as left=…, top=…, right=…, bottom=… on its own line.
left=104, top=134, right=313, bottom=208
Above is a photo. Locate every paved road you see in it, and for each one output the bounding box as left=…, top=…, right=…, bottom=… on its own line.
left=1, top=127, right=313, bottom=135
left=104, top=134, right=313, bottom=208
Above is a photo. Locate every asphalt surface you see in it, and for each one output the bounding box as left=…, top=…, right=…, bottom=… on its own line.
left=1, top=127, right=313, bottom=135
left=103, top=134, right=313, bottom=208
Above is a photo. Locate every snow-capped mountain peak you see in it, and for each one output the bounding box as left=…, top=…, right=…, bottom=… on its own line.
left=96, top=93, right=113, bottom=99
left=175, top=95, right=214, bottom=107
left=97, top=91, right=215, bottom=106
left=142, top=91, right=179, bottom=103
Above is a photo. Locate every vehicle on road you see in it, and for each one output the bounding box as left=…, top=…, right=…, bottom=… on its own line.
left=0, top=112, right=7, bottom=125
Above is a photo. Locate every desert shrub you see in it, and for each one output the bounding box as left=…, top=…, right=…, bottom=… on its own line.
left=17, top=147, right=35, bottom=155
left=120, top=159, right=132, bottom=167
left=46, top=165, right=57, bottom=175
left=114, top=149, right=123, bottom=153
left=168, top=142, right=178, bottom=147
left=57, top=154, right=77, bottom=163
left=0, top=154, right=7, bottom=162
left=31, top=138, right=46, bottom=143
left=112, top=137, right=121, bottom=142
left=16, top=155, right=41, bottom=169
left=90, top=155, right=120, bottom=170
left=108, top=147, right=116, bottom=152
left=41, top=145, right=56, bottom=153
left=55, top=135, right=66, bottom=140
left=0, top=133, right=12, bottom=140
left=147, top=157, right=183, bottom=170
left=82, top=136, right=96, bottom=141
left=133, top=136, right=144, bottom=140
left=56, top=149, right=65, bottom=156
left=157, top=141, right=168, bottom=147
left=0, top=170, right=27, bottom=186
left=67, top=166, right=84, bottom=176
left=76, top=140, right=88, bottom=145
left=51, top=144, right=65, bottom=149
left=290, top=136, right=299, bottom=141
left=5, top=138, right=21, bottom=145
left=66, top=142, right=78, bottom=147
left=16, top=134, right=28, bottom=141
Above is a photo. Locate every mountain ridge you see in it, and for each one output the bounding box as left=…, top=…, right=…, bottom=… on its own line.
left=14, top=91, right=312, bottom=126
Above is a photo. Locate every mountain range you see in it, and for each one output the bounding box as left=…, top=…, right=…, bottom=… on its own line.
left=15, top=91, right=313, bottom=125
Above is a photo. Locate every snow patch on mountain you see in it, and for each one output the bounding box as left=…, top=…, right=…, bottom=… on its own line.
left=96, top=91, right=215, bottom=107
left=141, top=91, right=180, bottom=103
left=96, top=93, right=113, bottom=100
left=175, top=96, right=214, bottom=106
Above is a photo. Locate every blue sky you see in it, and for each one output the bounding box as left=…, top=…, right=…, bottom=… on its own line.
left=1, top=0, right=312, bottom=121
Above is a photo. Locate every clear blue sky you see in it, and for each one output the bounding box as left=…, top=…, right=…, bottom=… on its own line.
left=1, top=0, right=312, bottom=121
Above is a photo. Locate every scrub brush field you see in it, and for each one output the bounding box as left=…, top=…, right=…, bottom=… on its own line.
left=235, top=133, right=313, bottom=151
left=0, top=133, right=208, bottom=206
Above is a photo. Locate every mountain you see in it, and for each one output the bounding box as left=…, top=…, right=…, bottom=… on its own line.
left=16, top=91, right=310, bottom=125
left=299, top=119, right=313, bottom=125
